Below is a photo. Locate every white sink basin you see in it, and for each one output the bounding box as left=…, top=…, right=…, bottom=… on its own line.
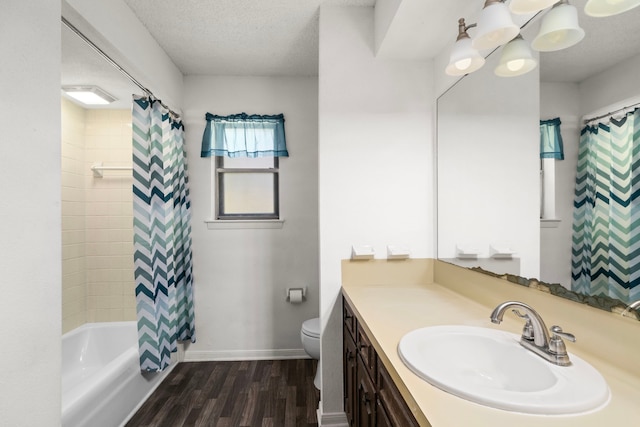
left=398, top=325, right=610, bottom=415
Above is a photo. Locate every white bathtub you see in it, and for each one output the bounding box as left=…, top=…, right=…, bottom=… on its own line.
left=62, top=322, right=175, bottom=427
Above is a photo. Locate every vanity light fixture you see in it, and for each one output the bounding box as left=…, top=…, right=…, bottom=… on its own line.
left=509, top=0, right=560, bottom=14
left=584, top=0, right=640, bottom=17
left=62, top=85, right=117, bottom=105
left=445, top=18, right=486, bottom=76
left=472, top=0, right=520, bottom=50
left=494, top=34, right=538, bottom=77
left=531, top=0, right=585, bottom=52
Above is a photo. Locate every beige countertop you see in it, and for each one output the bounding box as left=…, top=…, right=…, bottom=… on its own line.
left=341, top=259, right=640, bottom=427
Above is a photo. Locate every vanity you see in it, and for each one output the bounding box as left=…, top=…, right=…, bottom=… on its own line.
left=341, top=259, right=640, bottom=426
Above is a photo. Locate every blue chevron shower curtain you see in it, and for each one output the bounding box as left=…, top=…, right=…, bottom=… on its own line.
left=132, top=95, right=195, bottom=372
left=571, top=108, right=640, bottom=303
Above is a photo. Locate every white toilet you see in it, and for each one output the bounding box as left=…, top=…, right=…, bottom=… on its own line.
left=301, top=317, right=321, bottom=389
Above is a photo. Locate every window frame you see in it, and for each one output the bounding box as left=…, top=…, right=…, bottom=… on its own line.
left=214, top=155, right=280, bottom=221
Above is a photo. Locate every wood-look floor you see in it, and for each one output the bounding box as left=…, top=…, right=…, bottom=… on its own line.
left=126, top=359, right=319, bottom=427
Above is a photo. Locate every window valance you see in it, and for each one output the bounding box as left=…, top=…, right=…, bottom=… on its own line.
left=540, top=117, right=564, bottom=160
left=201, top=112, right=289, bottom=158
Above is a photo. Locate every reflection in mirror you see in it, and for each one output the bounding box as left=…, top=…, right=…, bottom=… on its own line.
left=437, top=0, right=640, bottom=316
left=437, top=28, right=540, bottom=278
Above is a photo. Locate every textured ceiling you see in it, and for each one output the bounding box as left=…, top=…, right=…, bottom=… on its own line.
left=61, top=0, right=640, bottom=110
left=122, top=0, right=376, bottom=76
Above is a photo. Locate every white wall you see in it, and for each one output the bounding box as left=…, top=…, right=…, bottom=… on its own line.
left=63, top=0, right=184, bottom=110
left=319, top=5, right=434, bottom=419
left=183, top=75, right=319, bottom=359
left=0, top=1, right=62, bottom=425
left=437, top=47, right=540, bottom=278
left=579, top=51, right=640, bottom=117
left=540, top=82, right=580, bottom=288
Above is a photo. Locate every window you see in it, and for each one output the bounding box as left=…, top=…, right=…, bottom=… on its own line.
left=200, top=112, right=288, bottom=226
left=215, top=156, right=279, bottom=220
left=539, top=118, right=564, bottom=225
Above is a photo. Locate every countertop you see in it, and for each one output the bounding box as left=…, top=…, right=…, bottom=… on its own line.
left=341, top=260, right=640, bottom=427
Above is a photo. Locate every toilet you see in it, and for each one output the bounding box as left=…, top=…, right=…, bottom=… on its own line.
left=301, top=317, right=321, bottom=389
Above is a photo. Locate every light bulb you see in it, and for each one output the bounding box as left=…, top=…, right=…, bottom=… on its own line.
left=507, top=59, right=525, bottom=71
left=606, top=0, right=624, bottom=4
left=455, top=58, right=473, bottom=71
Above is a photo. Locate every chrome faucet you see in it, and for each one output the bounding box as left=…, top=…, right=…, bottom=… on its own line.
left=622, top=300, right=640, bottom=318
left=490, top=301, right=575, bottom=366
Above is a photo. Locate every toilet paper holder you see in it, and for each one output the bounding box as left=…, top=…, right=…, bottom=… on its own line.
left=286, top=287, right=307, bottom=303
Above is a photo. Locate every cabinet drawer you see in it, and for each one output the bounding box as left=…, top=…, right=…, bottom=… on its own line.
left=343, top=297, right=356, bottom=340
left=377, top=358, right=420, bottom=427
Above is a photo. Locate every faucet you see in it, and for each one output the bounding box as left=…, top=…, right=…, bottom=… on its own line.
left=621, top=300, right=640, bottom=318
left=490, top=301, right=576, bottom=366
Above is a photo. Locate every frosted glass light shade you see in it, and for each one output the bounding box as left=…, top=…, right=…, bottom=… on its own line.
left=584, top=0, right=640, bottom=17
left=510, top=0, right=560, bottom=14
left=531, top=2, right=585, bottom=52
left=472, top=1, right=520, bottom=50
left=446, top=37, right=486, bottom=76
left=495, top=36, right=538, bottom=77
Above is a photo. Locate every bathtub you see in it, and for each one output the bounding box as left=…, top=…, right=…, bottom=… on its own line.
left=62, top=322, right=175, bottom=427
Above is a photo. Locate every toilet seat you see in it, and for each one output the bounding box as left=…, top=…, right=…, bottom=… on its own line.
left=301, top=318, right=320, bottom=339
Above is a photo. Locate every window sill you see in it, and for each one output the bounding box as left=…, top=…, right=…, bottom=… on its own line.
left=205, top=219, right=285, bottom=230
left=540, top=219, right=561, bottom=228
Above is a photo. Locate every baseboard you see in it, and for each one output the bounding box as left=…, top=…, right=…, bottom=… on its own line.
left=184, top=348, right=310, bottom=361
left=317, top=408, right=348, bottom=427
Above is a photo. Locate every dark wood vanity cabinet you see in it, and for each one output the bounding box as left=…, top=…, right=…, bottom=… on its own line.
left=343, top=317, right=357, bottom=426
left=343, top=297, right=420, bottom=427
left=357, top=356, right=377, bottom=427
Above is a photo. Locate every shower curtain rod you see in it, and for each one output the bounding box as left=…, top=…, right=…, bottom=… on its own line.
left=61, top=16, right=181, bottom=119
left=583, top=101, right=640, bottom=126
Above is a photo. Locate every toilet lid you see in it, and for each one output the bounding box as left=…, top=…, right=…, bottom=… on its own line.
left=302, top=318, right=320, bottom=338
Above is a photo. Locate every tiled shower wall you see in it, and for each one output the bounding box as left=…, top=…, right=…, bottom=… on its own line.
left=61, top=98, right=87, bottom=333
left=61, top=98, right=136, bottom=333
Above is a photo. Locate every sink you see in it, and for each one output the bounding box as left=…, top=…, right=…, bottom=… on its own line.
left=398, top=325, right=610, bottom=415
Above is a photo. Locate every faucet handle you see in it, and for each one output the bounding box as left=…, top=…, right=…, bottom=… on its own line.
left=512, top=310, right=534, bottom=341
left=549, top=325, right=575, bottom=358
left=550, top=325, right=576, bottom=342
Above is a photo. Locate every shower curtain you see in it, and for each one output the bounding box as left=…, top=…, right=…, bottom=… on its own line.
left=132, top=95, right=195, bottom=372
left=571, top=108, right=640, bottom=303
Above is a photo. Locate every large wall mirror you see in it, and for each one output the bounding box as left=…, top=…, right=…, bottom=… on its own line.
left=437, top=0, right=640, bottom=315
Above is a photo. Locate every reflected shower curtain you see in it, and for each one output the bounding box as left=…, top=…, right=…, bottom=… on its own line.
left=571, top=108, right=640, bottom=303
left=132, top=95, right=195, bottom=371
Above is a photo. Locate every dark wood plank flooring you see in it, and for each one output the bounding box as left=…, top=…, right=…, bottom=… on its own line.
left=126, top=359, right=319, bottom=427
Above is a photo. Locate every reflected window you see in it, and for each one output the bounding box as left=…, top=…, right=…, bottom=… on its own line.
left=540, top=118, right=564, bottom=219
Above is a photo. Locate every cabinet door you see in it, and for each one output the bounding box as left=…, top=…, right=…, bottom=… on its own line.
left=375, top=399, right=392, bottom=427
left=377, top=358, right=420, bottom=427
left=357, top=324, right=376, bottom=380
left=343, top=325, right=357, bottom=427
left=357, top=357, right=376, bottom=427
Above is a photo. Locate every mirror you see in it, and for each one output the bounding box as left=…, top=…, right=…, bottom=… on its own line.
left=437, top=0, right=640, bottom=316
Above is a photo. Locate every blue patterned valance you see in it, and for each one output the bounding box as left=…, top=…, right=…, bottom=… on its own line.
left=540, top=117, right=564, bottom=160
left=201, top=112, right=289, bottom=158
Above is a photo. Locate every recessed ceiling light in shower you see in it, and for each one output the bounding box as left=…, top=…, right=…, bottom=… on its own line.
left=62, top=85, right=117, bottom=105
